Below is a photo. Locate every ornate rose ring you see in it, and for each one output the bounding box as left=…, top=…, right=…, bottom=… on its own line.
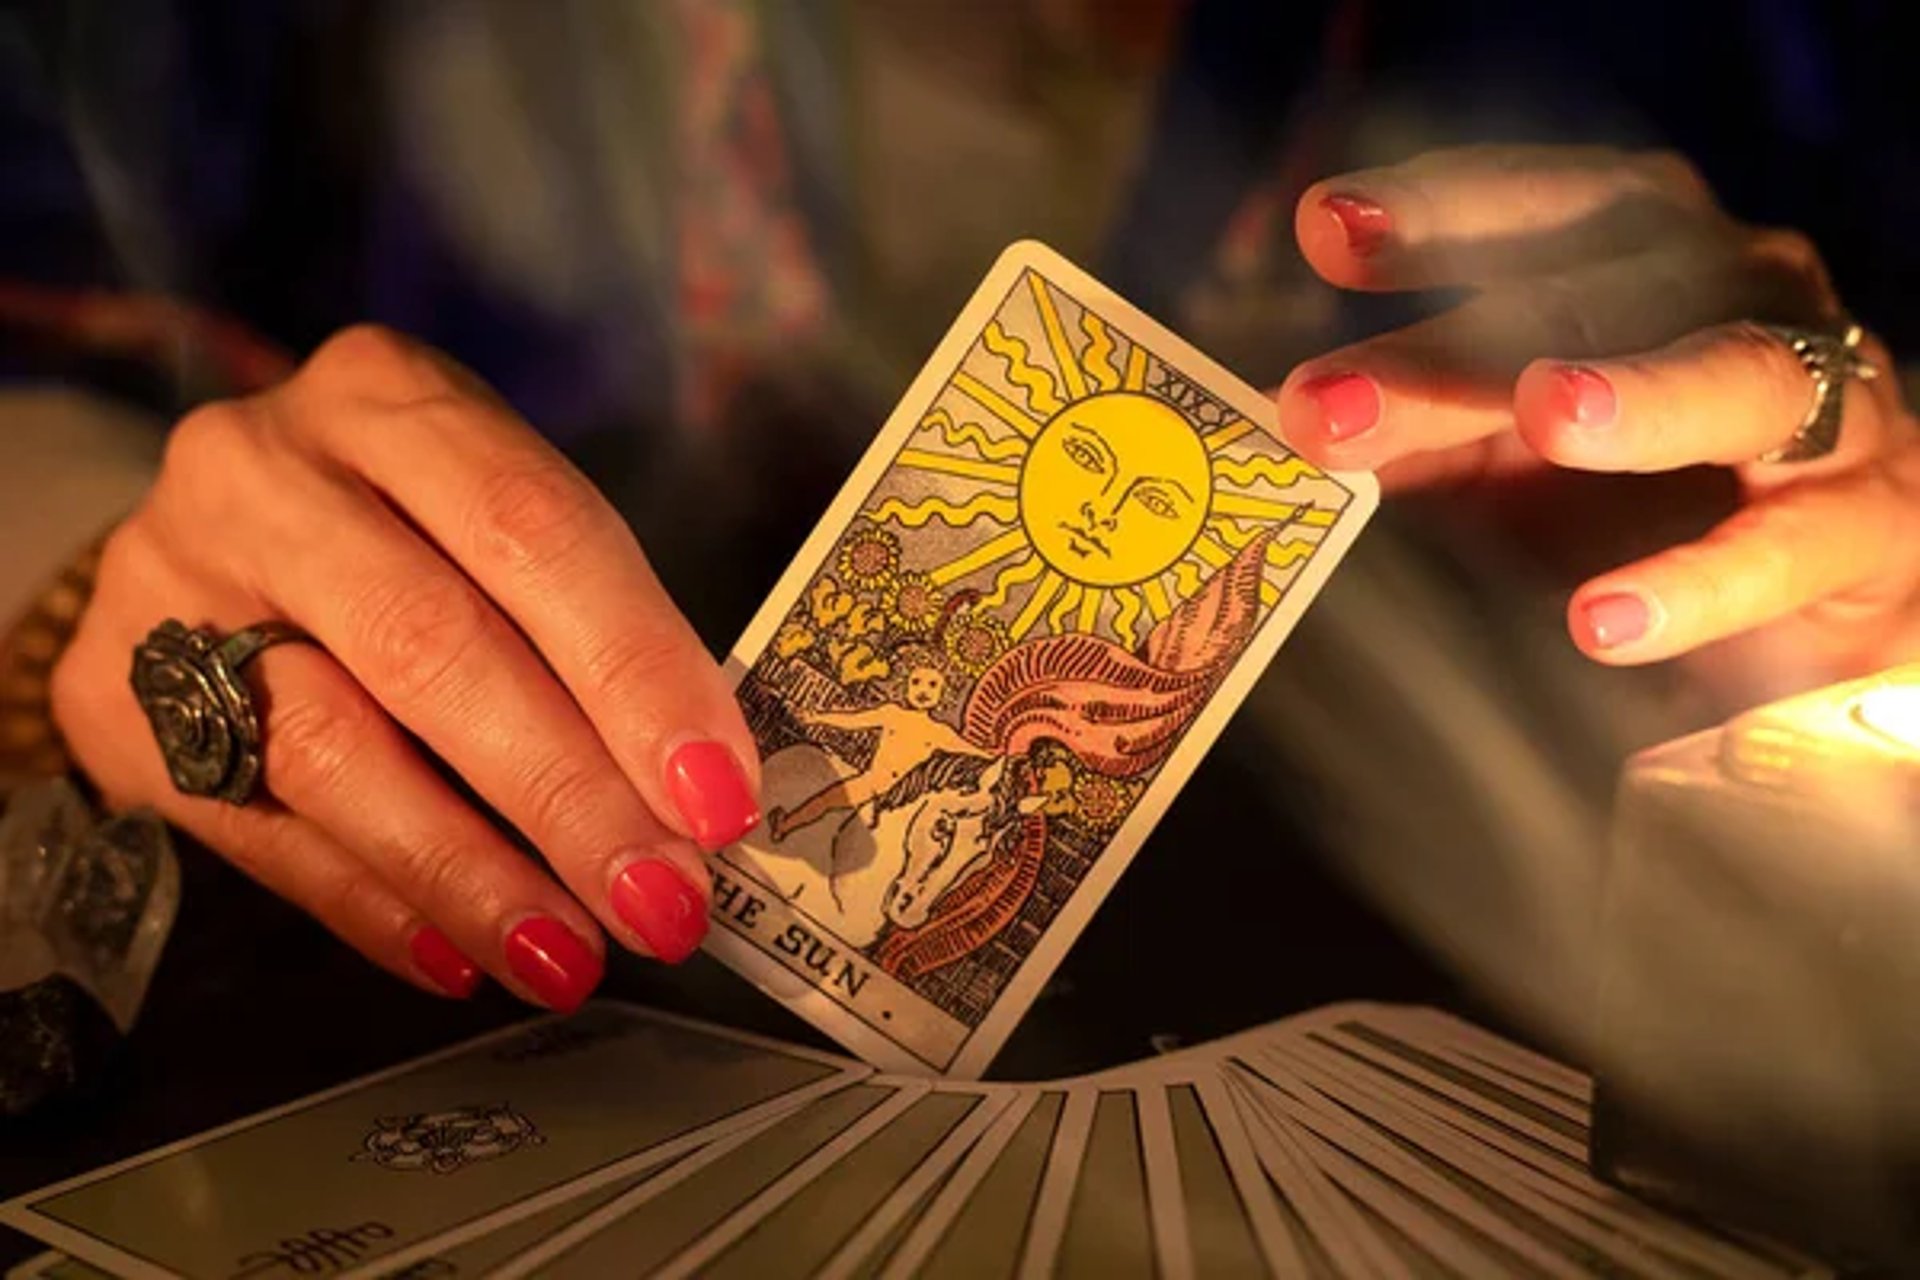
left=130, top=619, right=313, bottom=805
left=1756, top=321, right=1880, bottom=464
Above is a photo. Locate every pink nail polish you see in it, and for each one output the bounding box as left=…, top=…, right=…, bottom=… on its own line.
left=504, top=916, right=602, bottom=1013
left=612, top=858, right=711, bottom=964
left=1550, top=366, right=1618, bottom=428
left=1581, top=592, right=1651, bottom=650
left=665, top=741, right=761, bottom=851
left=409, top=925, right=481, bottom=999
left=1299, top=372, right=1382, bottom=443
left=1320, top=194, right=1393, bottom=256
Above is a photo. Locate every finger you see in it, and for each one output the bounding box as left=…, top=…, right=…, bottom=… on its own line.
left=1567, top=459, right=1920, bottom=664
left=284, top=326, right=760, bottom=853
left=1296, top=145, right=1718, bottom=291
left=138, top=449, right=715, bottom=976
left=50, top=612, right=473, bottom=999
left=251, top=643, right=624, bottom=1006
left=1275, top=240, right=1827, bottom=473
left=1513, top=323, right=1895, bottom=477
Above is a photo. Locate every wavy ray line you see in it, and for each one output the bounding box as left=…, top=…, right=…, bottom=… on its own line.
left=1213, top=453, right=1323, bottom=490
left=954, top=370, right=1044, bottom=438
left=1123, top=344, right=1148, bottom=391
left=1111, top=587, right=1144, bottom=649
left=869, top=491, right=1019, bottom=530
left=1171, top=558, right=1207, bottom=602
left=1079, top=311, right=1121, bottom=392
left=1077, top=586, right=1104, bottom=634
left=983, top=322, right=1064, bottom=418
left=920, top=408, right=1028, bottom=462
left=1048, top=581, right=1086, bottom=634
left=979, top=552, right=1047, bottom=612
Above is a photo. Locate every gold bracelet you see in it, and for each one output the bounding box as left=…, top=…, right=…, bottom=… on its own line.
left=0, top=537, right=106, bottom=805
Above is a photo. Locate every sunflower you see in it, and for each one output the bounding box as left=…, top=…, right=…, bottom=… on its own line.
left=889, top=571, right=946, bottom=635
left=836, top=524, right=901, bottom=595
left=942, top=608, right=1009, bottom=677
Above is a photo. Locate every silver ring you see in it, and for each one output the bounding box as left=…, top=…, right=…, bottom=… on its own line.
left=130, top=619, right=313, bottom=805
left=1756, top=322, right=1879, bottom=464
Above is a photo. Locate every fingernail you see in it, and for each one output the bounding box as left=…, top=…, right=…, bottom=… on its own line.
left=409, top=925, right=481, bottom=999
left=1320, top=194, right=1393, bottom=256
left=504, top=916, right=602, bottom=1013
left=1581, top=592, right=1651, bottom=649
left=665, top=741, right=761, bottom=851
left=1550, top=366, right=1618, bottom=428
left=612, top=857, right=711, bottom=964
left=1298, top=372, right=1382, bottom=442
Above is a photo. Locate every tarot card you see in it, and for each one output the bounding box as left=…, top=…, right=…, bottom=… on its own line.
left=0, top=1003, right=866, bottom=1280
left=813, top=1084, right=1025, bottom=1280
left=1165, top=1070, right=1307, bottom=1279
left=1014, top=1085, right=1099, bottom=1278
left=1265, top=1029, right=1829, bottom=1279
left=709, top=239, right=1377, bottom=1074
left=877, top=1089, right=1066, bottom=1280
left=661, top=1082, right=1013, bottom=1280
left=491, top=1079, right=913, bottom=1279
left=1047, top=1088, right=1159, bottom=1280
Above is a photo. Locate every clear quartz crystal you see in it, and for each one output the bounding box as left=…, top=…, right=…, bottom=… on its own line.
left=0, top=779, right=178, bottom=1031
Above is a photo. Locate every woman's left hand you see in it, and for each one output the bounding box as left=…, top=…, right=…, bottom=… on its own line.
left=1275, top=146, right=1920, bottom=684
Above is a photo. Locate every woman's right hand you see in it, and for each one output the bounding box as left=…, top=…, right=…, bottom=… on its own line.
left=51, top=325, right=763, bottom=1010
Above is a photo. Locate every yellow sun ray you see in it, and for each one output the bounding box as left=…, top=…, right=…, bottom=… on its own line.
left=1190, top=533, right=1233, bottom=569
left=1111, top=588, right=1144, bottom=649
left=928, top=527, right=1030, bottom=587
left=896, top=448, right=1022, bottom=488
left=1260, top=581, right=1280, bottom=608
left=921, top=408, right=1028, bottom=462
left=1027, top=274, right=1088, bottom=402
left=1011, top=570, right=1067, bottom=640
left=1267, top=537, right=1319, bottom=571
left=868, top=491, right=1019, bottom=529
left=1212, top=452, right=1322, bottom=487
left=1203, top=419, right=1258, bottom=453
left=1171, top=558, right=1207, bottom=601
left=983, top=322, right=1064, bottom=417
left=1301, top=507, right=1338, bottom=528
left=1207, top=516, right=1259, bottom=550
left=953, top=371, right=1044, bottom=438
left=980, top=553, right=1047, bottom=611
left=1212, top=492, right=1305, bottom=523
left=1077, top=586, right=1104, bottom=633
left=1123, top=344, right=1148, bottom=391
left=1079, top=311, right=1122, bottom=392
left=1048, top=581, right=1086, bottom=634
left=1141, top=577, right=1173, bottom=622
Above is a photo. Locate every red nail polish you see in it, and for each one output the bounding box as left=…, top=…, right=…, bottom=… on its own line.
left=1550, top=366, right=1618, bottom=428
left=1298, top=372, right=1382, bottom=442
left=665, top=741, right=761, bottom=851
left=504, top=917, right=602, bottom=1013
left=1581, top=592, right=1651, bottom=650
left=1320, top=194, right=1392, bottom=256
left=409, top=926, right=481, bottom=999
left=612, top=858, right=711, bottom=965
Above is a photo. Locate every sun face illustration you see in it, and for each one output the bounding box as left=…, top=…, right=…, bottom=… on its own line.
left=1020, top=392, right=1210, bottom=588
left=865, top=271, right=1353, bottom=650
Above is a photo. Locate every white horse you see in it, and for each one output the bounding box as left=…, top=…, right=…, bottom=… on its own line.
left=735, top=744, right=1041, bottom=949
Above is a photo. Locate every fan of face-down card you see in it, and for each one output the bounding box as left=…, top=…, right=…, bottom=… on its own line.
left=3, top=1001, right=1830, bottom=1279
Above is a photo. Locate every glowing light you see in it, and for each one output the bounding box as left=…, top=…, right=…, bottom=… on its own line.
left=1854, top=684, right=1920, bottom=754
